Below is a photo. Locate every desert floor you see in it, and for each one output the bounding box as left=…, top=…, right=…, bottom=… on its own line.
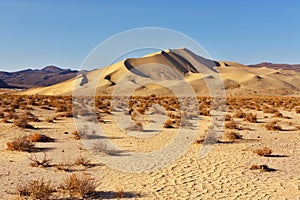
left=0, top=96, right=299, bottom=199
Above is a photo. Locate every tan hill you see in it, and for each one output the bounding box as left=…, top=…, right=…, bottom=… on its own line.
left=20, top=48, right=300, bottom=96
left=0, top=66, right=79, bottom=88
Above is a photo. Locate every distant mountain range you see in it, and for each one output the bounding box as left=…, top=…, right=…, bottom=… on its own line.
left=0, top=66, right=79, bottom=89
left=248, top=62, right=300, bottom=72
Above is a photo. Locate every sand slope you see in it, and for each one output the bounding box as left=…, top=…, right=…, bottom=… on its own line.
left=20, top=48, right=300, bottom=96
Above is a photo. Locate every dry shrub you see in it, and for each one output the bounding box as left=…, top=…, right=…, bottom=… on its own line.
left=126, top=122, right=143, bottom=131
left=28, top=153, right=51, bottom=168
left=244, top=113, right=257, bottom=123
left=45, top=117, right=55, bottom=123
left=250, top=164, right=276, bottom=172
left=63, top=174, right=97, bottom=198
left=27, top=133, right=55, bottom=142
left=116, top=188, right=125, bottom=199
left=295, top=107, right=300, bottom=113
left=74, top=156, right=91, bottom=167
left=234, top=110, right=245, bottom=118
left=72, top=131, right=80, bottom=140
left=225, top=119, right=237, bottom=129
left=17, top=178, right=54, bottom=199
left=253, top=147, right=272, bottom=156
left=54, top=162, right=73, bottom=172
left=223, top=131, right=242, bottom=141
left=225, top=114, right=232, bottom=121
left=7, top=136, right=35, bottom=152
left=265, top=120, right=282, bottom=131
left=263, top=106, right=278, bottom=114
left=272, top=111, right=283, bottom=118
left=164, top=119, right=174, bottom=128
left=14, top=118, right=34, bottom=129
left=199, top=108, right=210, bottom=116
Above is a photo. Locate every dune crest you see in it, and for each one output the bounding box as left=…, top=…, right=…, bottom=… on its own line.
left=20, top=48, right=300, bottom=96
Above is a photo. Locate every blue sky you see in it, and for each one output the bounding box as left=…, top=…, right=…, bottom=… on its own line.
left=0, top=0, right=299, bottom=71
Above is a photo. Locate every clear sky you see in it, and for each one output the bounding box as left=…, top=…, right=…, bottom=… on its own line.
left=0, top=0, right=299, bottom=72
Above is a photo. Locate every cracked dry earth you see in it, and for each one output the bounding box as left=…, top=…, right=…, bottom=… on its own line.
left=0, top=105, right=300, bottom=199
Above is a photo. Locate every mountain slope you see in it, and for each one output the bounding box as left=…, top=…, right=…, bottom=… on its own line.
left=0, top=66, right=79, bottom=88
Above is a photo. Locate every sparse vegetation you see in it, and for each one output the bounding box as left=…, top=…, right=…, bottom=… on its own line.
left=17, top=178, right=54, bottom=199
left=265, top=120, right=282, bottom=131
left=225, top=119, right=237, bottom=129
left=74, top=156, right=91, bottom=167
left=223, top=131, right=242, bottom=141
left=244, top=113, right=257, bottom=123
left=126, top=122, right=143, bottom=131
left=7, top=136, right=35, bottom=152
left=250, top=164, right=276, bottom=172
left=253, top=147, right=273, bottom=157
left=27, top=133, right=55, bottom=142
left=28, top=153, right=51, bottom=168
left=14, top=118, right=34, bottom=129
left=63, top=174, right=97, bottom=198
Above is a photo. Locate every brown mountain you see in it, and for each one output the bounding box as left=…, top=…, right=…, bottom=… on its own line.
left=0, top=79, right=16, bottom=89
left=248, top=62, right=300, bottom=72
left=0, top=66, right=79, bottom=88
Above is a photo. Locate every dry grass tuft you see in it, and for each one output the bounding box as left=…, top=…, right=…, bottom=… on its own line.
left=163, top=119, right=174, bottom=128
left=74, top=156, right=91, bottom=167
left=223, top=131, right=242, bottom=141
left=225, top=119, right=237, bottom=129
left=7, top=136, right=35, bottom=152
left=265, top=120, right=282, bottom=131
left=244, top=113, right=257, bottom=123
left=17, top=178, right=54, bottom=199
left=14, top=118, right=34, bottom=129
left=253, top=147, right=272, bottom=157
left=28, top=153, right=51, bottom=168
left=250, top=164, right=276, bottom=172
left=126, top=122, right=143, bottom=132
left=27, top=133, right=55, bottom=142
left=63, top=174, right=97, bottom=198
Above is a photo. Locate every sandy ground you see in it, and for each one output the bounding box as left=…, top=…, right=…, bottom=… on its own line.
left=0, top=103, right=300, bottom=199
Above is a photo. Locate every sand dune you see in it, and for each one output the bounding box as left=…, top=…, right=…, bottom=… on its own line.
left=20, top=48, right=300, bottom=96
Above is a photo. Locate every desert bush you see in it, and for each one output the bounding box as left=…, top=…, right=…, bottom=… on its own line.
left=250, top=164, right=276, bottom=172
left=234, top=110, right=246, bottom=118
left=63, top=174, right=97, bottom=198
left=272, top=111, right=283, bottom=118
left=225, top=119, right=237, bottom=129
left=265, top=120, right=282, bottom=131
left=126, top=122, right=143, bottom=131
left=164, top=119, right=174, bottom=128
left=72, top=131, right=80, bottom=140
left=28, top=153, right=51, bottom=168
left=74, top=156, right=91, bottom=167
left=263, top=106, right=278, bottom=114
left=17, top=178, right=54, bottom=199
left=253, top=147, right=272, bottom=156
left=14, top=118, right=34, bottom=129
left=27, top=133, right=55, bottom=142
left=7, top=136, right=35, bottom=152
left=223, top=131, right=242, bottom=141
left=244, top=113, right=257, bottom=123
left=45, top=117, right=55, bottom=123
left=225, top=114, right=232, bottom=121
left=54, top=162, right=72, bottom=172
left=295, top=107, right=300, bottom=113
